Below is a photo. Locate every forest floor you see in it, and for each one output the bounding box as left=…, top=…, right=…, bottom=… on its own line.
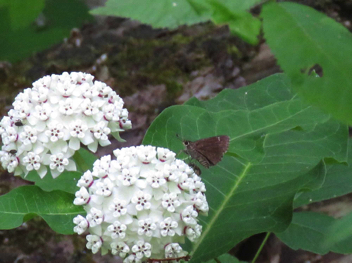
left=1, top=0, right=352, bottom=262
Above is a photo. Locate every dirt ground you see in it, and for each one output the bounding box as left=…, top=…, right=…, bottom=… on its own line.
left=1, top=1, right=352, bottom=262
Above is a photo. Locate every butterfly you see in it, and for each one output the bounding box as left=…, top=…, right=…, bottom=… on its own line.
left=181, top=135, right=230, bottom=168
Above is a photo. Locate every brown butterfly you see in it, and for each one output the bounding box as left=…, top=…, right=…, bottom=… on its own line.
left=181, top=135, right=230, bottom=168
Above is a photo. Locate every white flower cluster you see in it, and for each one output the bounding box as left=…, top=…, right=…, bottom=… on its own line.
left=0, top=72, right=131, bottom=178
left=73, top=145, right=208, bottom=262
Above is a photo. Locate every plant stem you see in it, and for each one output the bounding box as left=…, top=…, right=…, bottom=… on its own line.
left=251, top=232, right=271, bottom=263
left=214, top=258, right=221, bottom=263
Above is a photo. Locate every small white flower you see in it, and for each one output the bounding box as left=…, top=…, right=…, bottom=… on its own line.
left=165, top=243, right=187, bottom=259
left=131, top=240, right=152, bottom=259
left=160, top=217, right=178, bottom=237
left=59, top=98, right=78, bottom=115
left=107, top=221, right=127, bottom=239
left=131, top=191, right=152, bottom=211
left=161, top=193, right=181, bottom=213
left=3, top=127, right=18, bottom=144
left=124, top=254, right=142, bottom=263
left=192, top=192, right=209, bottom=214
left=86, top=235, right=102, bottom=254
left=137, top=218, right=156, bottom=237
left=22, top=152, right=41, bottom=171
left=93, top=121, right=111, bottom=141
left=86, top=207, right=104, bottom=227
left=190, top=174, right=206, bottom=193
left=73, top=215, right=89, bottom=234
left=49, top=153, right=68, bottom=172
left=118, top=167, right=139, bottom=186
left=19, top=126, right=38, bottom=145
left=136, top=145, right=156, bottom=164
left=95, top=178, right=114, bottom=196
left=146, top=171, right=166, bottom=188
left=157, top=147, right=176, bottom=162
left=92, top=155, right=111, bottom=178
left=57, top=81, right=76, bottom=97
left=95, top=81, right=112, bottom=97
left=74, top=187, right=90, bottom=205
left=35, top=104, right=52, bottom=121
left=111, top=242, right=130, bottom=257
left=69, top=119, right=88, bottom=139
left=109, top=198, right=128, bottom=218
left=77, top=170, right=94, bottom=188
left=185, top=224, right=202, bottom=242
left=181, top=206, right=198, bottom=226
left=45, top=123, right=65, bottom=142
left=81, top=98, right=99, bottom=116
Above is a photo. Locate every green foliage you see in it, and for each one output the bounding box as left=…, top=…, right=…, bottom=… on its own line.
left=142, top=74, right=349, bottom=261
left=294, top=141, right=352, bottom=208
left=208, top=0, right=260, bottom=44
left=25, top=170, right=82, bottom=194
left=206, top=253, right=246, bottom=263
left=0, top=0, right=45, bottom=30
left=91, top=0, right=211, bottom=29
left=276, top=212, right=352, bottom=254
left=91, top=0, right=261, bottom=44
left=0, top=185, right=84, bottom=234
left=0, top=0, right=93, bottom=62
left=325, top=211, right=352, bottom=250
left=262, top=2, right=352, bottom=124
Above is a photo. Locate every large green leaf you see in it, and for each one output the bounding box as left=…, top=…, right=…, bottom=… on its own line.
left=0, top=0, right=93, bottom=62
left=91, top=0, right=212, bottom=29
left=142, top=75, right=348, bottom=262
left=90, top=0, right=261, bottom=36
left=0, top=186, right=84, bottom=234
left=276, top=212, right=352, bottom=254
left=0, top=0, right=45, bottom=30
left=25, top=170, right=82, bottom=194
left=262, top=2, right=352, bottom=124
left=206, top=253, right=246, bottom=263
left=209, top=0, right=260, bottom=44
left=325, top=211, right=352, bottom=250
left=294, top=140, right=352, bottom=208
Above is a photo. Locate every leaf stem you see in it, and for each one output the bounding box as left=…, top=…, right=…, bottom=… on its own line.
left=251, top=232, right=271, bottom=263
left=214, top=258, right=221, bottom=263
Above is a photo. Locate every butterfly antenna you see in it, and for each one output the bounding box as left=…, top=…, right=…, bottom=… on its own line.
left=175, top=133, right=183, bottom=141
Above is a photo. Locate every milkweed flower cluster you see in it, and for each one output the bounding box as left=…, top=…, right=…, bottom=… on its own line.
left=73, top=145, right=208, bottom=262
left=0, top=72, right=131, bottom=178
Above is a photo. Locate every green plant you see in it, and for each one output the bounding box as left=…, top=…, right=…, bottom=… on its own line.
left=1, top=0, right=352, bottom=262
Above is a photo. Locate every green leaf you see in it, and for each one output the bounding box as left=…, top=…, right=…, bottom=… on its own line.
left=25, top=170, right=82, bottom=194
left=209, top=0, right=260, bottom=44
left=324, top=211, right=352, bottom=252
left=276, top=212, right=352, bottom=254
left=294, top=140, right=352, bottom=208
left=73, top=147, right=97, bottom=173
left=0, top=186, right=84, bottom=234
left=90, top=0, right=261, bottom=31
left=0, top=0, right=45, bottom=30
left=0, top=0, right=93, bottom=62
left=262, top=2, right=352, bottom=124
left=206, top=253, right=246, bottom=263
left=90, top=0, right=212, bottom=29
left=143, top=74, right=348, bottom=262
left=177, top=75, right=347, bottom=163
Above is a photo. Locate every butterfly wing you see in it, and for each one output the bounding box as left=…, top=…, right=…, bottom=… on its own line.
left=192, top=135, right=230, bottom=166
